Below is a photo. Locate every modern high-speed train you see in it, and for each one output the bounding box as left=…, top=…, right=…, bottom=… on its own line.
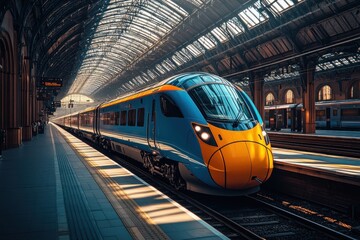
left=53, top=72, right=273, bottom=195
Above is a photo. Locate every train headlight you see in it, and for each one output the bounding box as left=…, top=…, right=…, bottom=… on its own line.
left=192, top=123, right=217, bottom=147
left=194, top=125, right=201, bottom=132
left=201, top=132, right=210, bottom=141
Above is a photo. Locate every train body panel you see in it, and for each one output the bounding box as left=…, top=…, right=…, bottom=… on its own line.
left=53, top=72, right=274, bottom=195
left=206, top=124, right=273, bottom=189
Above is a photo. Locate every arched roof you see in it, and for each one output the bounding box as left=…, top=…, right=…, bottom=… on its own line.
left=5, top=0, right=359, bottom=105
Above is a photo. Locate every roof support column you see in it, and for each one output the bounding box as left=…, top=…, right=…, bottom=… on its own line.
left=300, top=59, right=316, bottom=134
left=252, top=73, right=264, bottom=120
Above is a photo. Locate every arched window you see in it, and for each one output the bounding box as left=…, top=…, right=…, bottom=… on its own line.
left=349, top=81, right=359, bottom=99
left=318, top=85, right=332, bottom=101
left=285, top=89, right=294, bottom=103
left=265, top=93, right=275, bottom=105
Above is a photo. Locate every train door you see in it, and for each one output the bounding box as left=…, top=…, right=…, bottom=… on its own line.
left=94, top=107, right=100, bottom=136
left=94, top=108, right=98, bottom=135
left=326, top=107, right=331, bottom=129
left=147, top=98, right=158, bottom=150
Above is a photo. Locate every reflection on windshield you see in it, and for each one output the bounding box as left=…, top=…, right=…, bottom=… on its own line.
left=189, top=83, right=253, bottom=122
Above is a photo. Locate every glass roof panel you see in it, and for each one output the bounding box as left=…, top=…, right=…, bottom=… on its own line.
left=68, top=0, right=189, bottom=96
left=339, top=58, right=350, bottom=65
left=155, top=64, right=167, bottom=74
left=224, top=17, right=245, bottom=37
left=211, top=27, right=229, bottom=43
left=147, top=70, right=157, bottom=79
left=179, top=48, right=193, bottom=61
left=186, top=0, right=206, bottom=8
left=238, top=3, right=269, bottom=28
left=186, top=42, right=203, bottom=57
left=172, top=55, right=183, bottom=66
left=263, top=0, right=294, bottom=13
left=198, top=34, right=217, bottom=50
left=162, top=59, right=176, bottom=71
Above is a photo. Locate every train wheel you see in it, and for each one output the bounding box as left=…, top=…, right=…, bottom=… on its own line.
left=164, top=163, right=185, bottom=190
left=143, top=155, right=155, bottom=175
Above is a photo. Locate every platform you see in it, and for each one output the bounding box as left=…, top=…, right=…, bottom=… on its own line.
left=0, top=123, right=227, bottom=240
left=272, top=147, right=360, bottom=183
left=267, top=128, right=360, bottom=138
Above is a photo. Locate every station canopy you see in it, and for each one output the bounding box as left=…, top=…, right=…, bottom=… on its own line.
left=62, top=0, right=304, bottom=102
left=28, top=0, right=359, bottom=107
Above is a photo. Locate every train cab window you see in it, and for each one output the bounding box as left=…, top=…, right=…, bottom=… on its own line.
left=189, top=83, right=253, bottom=122
left=120, top=110, right=127, bottom=126
left=137, top=108, right=145, bottom=126
left=160, top=95, right=183, bottom=118
left=128, top=109, right=136, bottom=126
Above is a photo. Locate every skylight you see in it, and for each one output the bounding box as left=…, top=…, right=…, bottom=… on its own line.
left=68, top=0, right=189, bottom=96
left=238, top=2, right=269, bottom=28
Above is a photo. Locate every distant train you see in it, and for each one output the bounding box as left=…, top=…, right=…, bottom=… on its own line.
left=264, top=99, right=360, bottom=131
left=52, top=72, right=273, bottom=195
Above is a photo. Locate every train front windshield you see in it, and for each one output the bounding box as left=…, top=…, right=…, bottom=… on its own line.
left=189, top=83, right=254, bottom=126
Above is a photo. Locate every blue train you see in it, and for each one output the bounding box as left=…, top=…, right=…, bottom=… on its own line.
left=265, top=100, right=360, bottom=131
left=53, top=72, right=274, bottom=195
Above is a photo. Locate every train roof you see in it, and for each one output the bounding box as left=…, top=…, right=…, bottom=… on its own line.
left=99, top=72, right=234, bottom=109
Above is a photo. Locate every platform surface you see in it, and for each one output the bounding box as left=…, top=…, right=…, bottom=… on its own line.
left=0, top=123, right=227, bottom=240
left=267, top=128, right=360, bottom=138
left=273, top=148, right=360, bottom=178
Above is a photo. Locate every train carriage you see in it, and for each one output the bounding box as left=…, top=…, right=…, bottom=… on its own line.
left=53, top=72, right=274, bottom=195
left=264, top=99, right=360, bottom=131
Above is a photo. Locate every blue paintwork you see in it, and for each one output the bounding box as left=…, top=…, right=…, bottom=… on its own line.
left=55, top=72, right=266, bottom=191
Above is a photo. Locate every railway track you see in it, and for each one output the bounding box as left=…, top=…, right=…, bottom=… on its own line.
left=69, top=131, right=358, bottom=239
left=107, top=152, right=357, bottom=240
left=268, top=132, right=360, bottom=158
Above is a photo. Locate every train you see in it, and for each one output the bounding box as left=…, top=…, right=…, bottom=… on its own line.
left=264, top=99, right=360, bottom=131
left=52, top=72, right=274, bottom=196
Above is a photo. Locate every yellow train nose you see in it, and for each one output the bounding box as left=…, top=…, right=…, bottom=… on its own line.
left=208, top=142, right=273, bottom=189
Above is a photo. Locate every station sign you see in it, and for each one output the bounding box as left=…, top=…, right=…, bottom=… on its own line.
left=40, top=77, right=63, bottom=88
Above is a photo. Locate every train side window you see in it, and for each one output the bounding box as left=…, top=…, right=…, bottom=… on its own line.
left=160, top=95, right=183, bottom=118
left=115, top=112, right=120, bottom=125
left=137, top=108, right=145, bottom=126
left=101, top=112, right=108, bottom=125
left=128, top=109, right=136, bottom=126
left=109, top=112, right=115, bottom=125
left=120, top=110, right=127, bottom=126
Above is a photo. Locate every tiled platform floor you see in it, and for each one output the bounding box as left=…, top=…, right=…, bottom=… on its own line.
left=0, top=124, right=227, bottom=240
